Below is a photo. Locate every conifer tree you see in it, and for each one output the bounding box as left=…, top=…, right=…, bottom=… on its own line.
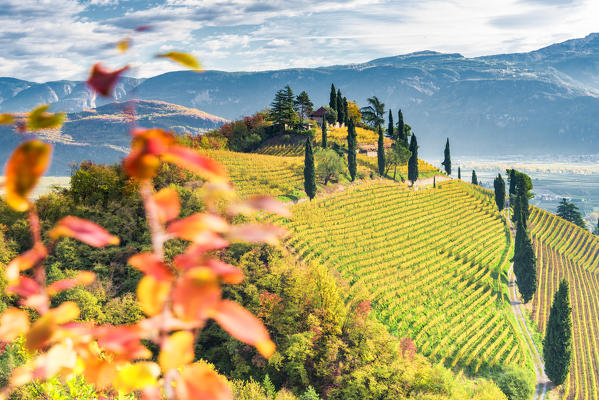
left=471, top=170, right=478, bottom=185
left=494, top=173, right=506, bottom=211
left=441, top=138, right=451, bottom=175
left=270, top=85, right=296, bottom=128
left=408, top=134, right=419, bottom=182
left=304, top=138, right=316, bottom=200
left=433, top=176, right=436, bottom=188
left=544, top=279, right=572, bottom=386
left=336, top=89, right=345, bottom=124
left=594, top=219, right=599, bottom=235
left=556, top=198, right=586, bottom=229
left=512, top=218, right=537, bottom=303
left=343, top=97, right=348, bottom=125
left=397, top=109, right=405, bottom=142
left=329, top=84, right=337, bottom=112
left=347, top=118, right=357, bottom=181
left=458, top=166, right=461, bottom=180
left=321, top=121, right=327, bottom=149
left=387, top=110, right=394, bottom=140
left=509, top=169, right=517, bottom=196
left=377, top=125, right=385, bottom=176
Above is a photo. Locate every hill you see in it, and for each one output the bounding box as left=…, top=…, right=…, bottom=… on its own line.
left=0, top=100, right=227, bottom=175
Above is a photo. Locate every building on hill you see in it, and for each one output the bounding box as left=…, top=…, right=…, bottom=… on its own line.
left=310, top=107, right=327, bottom=126
left=358, top=142, right=392, bottom=157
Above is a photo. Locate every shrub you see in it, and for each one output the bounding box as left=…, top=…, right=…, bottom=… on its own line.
left=495, top=365, right=535, bottom=400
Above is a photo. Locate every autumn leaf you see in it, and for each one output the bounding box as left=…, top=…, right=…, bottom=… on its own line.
left=174, top=255, right=243, bottom=284
left=159, top=331, right=194, bottom=372
left=50, top=216, right=120, bottom=247
left=163, top=145, right=227, bottom=182
left=128, top=253, right=173, bottom=281
left=113, top=362, right=160, bottom=393
left=47, top=271, right=96, bottom=296
left=5, top=242, right=47, bottom=284
left=4, top=140, right=52, bottom=212
left=123, top=128, right=174, bottom=180
left=167, top=213, right=229, bottom=242
left=7, top=276, right=41, bottom=299
left=0, top=113, right=14, bottom=124
left=175, top=363, right=232, bottom=400
left=153, top=187, right=180, bottom=223
left=172, top=268, right=221, bottom=321
left=210, top=300, right=276, bottom=358
left=93, top=325, right=151, bottom=361
left=116, top=38, right=131, bottom=52
left=137, top=275, right=171, bottom=316
left=87, top=63, right=129, bottom=97
left=25, top=301, right=80, bottom=351
left=27, top=105, right=65, bottom=131
left=156, top=52, right=201, bottom=70
left=0, top=308, right=30, bottom=341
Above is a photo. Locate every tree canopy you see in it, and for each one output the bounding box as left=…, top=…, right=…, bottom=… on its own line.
left=544, top=279, right=572, bottom=386
left=494, top=174, right=506, bottom=211
left=304, top=138, right=316, bottom=200
left=556, top=198, right=586, bottom=229
left=271, top=85, right=297, bottom=128
left=360, top=96, right=385, bottom=128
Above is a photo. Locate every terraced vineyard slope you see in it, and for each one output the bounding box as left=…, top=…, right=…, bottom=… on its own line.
left=529, top=207, right=599, bottom=399
left=278, top=179, right=530, bottom=373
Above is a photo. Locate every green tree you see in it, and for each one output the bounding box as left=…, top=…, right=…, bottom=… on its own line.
left=343, top=97, right=348, bottom=125
left=385, top=142, right=411, bottom=181
left=471, top=170, right=478, bottom=185
left=594, top=219, right=599, bottom=235
left=347, top=118, right=357, bottom=181
left=329, top=84, right=337, bottom=111
left=512, top=219, right=537, bottom=303
left=544, top=279, right=572, bottom=386
left=377, top=125, right=385, bottom=176
left=387, top=110, right=394, bottom=139
left=509, top=170, right=533, bottom=227
left=494, top=173, right=506, bottom=211
left=323, top=106, right=337, bottom=126
left=441, top=138, right=451, bottom=175
left=508, top=169, right=517, bottom=196
left=294, top=91, right=313, bottom=124
left=304, top=138, right=316, bottom=200
left=336, top=89, right=345, bottom=124
left=316, top=148, right=346, bottom=185
left=408, top=134, right=419, bottom=183
left=271, top=86, right=297, bottom=129
left=360, top=96, right=385, bottom=128
left=458, top=166, right=461, bottom=180
left=556, top=198, right=586, bottom=229
left=397, top=109, right=405, bottom=143
left=495, top=365, right=535, bottom=400
left=321, top=121, right=327, bottom=149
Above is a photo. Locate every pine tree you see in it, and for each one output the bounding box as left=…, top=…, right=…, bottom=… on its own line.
left=304, top=138, right=316, bottom=200
left=441, top=138, right=451, bottom=175
left=347, top=118, right=357, bottom=181
left=294, top=91, right=313, bottom=123
left=387, top=109, right=394, bottom=139
left=336, top=89, right=345, bottom=124
left=270, top=85, right=296, bottom=129
left=329, top=84, right=337, bottom=111
left=494, top=173, right=506, bottom=211
left=397, top=109, right=405, bottom=142
left=544, top=279, right=572, bottom=386
left=458, top=166, right=461, bottom=180
left=321, top=121, right=327, bottom=149
left=377, top=125, right=385, bottom=176
left=557, top=198, right=586, bottom=229
left=408, top=134, right=419, bottom=183
left=512, top=218, right=537, bottom=303
left=471, top=170, right=478, bottom=185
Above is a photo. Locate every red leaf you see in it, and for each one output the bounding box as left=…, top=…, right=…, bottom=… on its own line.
left=210, top=300, right=275, bottom=358
left=93, top=325, right=151, bottom=361
left=86, top=63, right=129, bottom=97
left=174, top=255, right=243, bottom=284
left=153, top=187, right=180, bottom=223
left=128, top=253, right=174, bottom=281
left=123, top=128, right=174, bottom=180
left=163, top=145, right=227, bottom=182
left=175, top=363, right=232, bottom=400
left=50, top=216, right=120, bottom=247
left=172, top=268, right=221, bottom=322
left=227, top=224, right=287, bottom=246
left=47, top=271, right=96, bottom=296
left=7, top=276, right=41, bottom=298
left=5, top=242, right=47, bottom=284
left=135, top=25, right=152, bottom=32
left=167, top=213, right=229, bottom=242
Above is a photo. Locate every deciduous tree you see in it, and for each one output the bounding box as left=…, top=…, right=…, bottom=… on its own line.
left=316, top=148, right=346, bottom=185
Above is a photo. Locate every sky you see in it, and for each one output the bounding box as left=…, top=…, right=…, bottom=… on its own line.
left=1, top=0, right=598, bottom=82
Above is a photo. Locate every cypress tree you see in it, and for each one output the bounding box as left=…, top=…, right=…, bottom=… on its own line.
left=544, top=279, right=572, bottom=386
left=397, top=109, right=405, bottom=142
left=433, top=176, right=436, bottom=188
left=321, top=121, right=327, bottom=149
left=441, top=138, right=451, bottom=175
left=513, top=218, right=537, bottom=303
left=336, top=89, right=345, bottom=124
left=458, top=166, right=461, bottom=180
left=329, top=84, right=337, bottom=112
left=509, top=169, right=517, bottom=196
left=471, top=170, right=478, bottom=185
left=343, top=97, right=348, bottom=125
left=347, top=118, right=357, bottom=181
left=408, top=134, right=419, bottom=182
left=304, top=138, right=316, bottom=200
left=494, top=173, right=506, bottom=211
left=388, top=109, right=394, bottom=140
left=377, top=125, right=385, bottom=176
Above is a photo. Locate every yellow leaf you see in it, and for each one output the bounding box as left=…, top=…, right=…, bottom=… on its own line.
left=113, top=362, right=160, bottom=393
left=137, top=275, right=171, bottom=316
left=159, top=331, right=194, bottom=372
left=116, top=38, right=131, bottom=52
left=0, top=308, right=30, bottom=341
left=0, top=113, right=14, bottom=124
left=27, top=104, right=65, bottom=131
left=156, top=52, right=201, bottom=70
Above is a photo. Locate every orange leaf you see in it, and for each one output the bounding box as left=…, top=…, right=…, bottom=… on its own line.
left=123, top=128, right=174, bottom=180
left=116, top=38, right=131, bottom=52
left=210, top=300, right=275, bottom=358
left=7, top=276, right=41, bottom=298
left=174, top=255, right=243, bottom=284
left=93, top=325, right=151, bottom=360
left=86, top=63, right=129, bottom=97
left=229, top=196, right=291, bottom=218
left=4, top=140, right=52, bottom=212
left=153, top=187, right=180, bottom=223
left=175, top=363, right=232, bottom=400
left=159, top=330, right=194, bottom=372
left=25, top=315, right=55, bottom=351
left=167, top=213, right=229, bottom=242
left=172, top=268, right=221, bottom=322
left=137, top=275, right=171, bottom=316
left=5, top=242, right=47, bottom=284
left=180, top=233, right=229, bottom=255
left=47, top=271, right=96, bottom=296
left=27, top=105, right=65, bottom=131
left=227, top=224, right=287, bottom=246
left=0, top=113, right=14, bottom=124
left=156, top=52, right=201, bottom=70
left=0, top=308, right=30, bottom=341
left=128, top=253, right=173, bottom=281
left=163, top=145, right=227, bottom=182
left=50, top=216, right=120, bottom=247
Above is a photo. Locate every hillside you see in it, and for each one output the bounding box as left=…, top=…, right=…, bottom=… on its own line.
left=0, top=100, right=227, bottom=175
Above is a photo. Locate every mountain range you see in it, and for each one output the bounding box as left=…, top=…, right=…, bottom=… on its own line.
left=2, top=33, right=599, bottom=161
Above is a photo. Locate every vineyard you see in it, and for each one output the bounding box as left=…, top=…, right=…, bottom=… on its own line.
left=276, top=179, right=530, bottom=373
left=529, top=207, right=599, bottom=399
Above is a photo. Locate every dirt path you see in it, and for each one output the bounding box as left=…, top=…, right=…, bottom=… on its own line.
left=408, top=174, right=451, bottom=188
left=506, top=214, right=550, bottom=399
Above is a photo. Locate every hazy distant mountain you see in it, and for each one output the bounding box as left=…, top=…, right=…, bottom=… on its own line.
left=2, top=33, right=599, bottom=157
left=0, top=100, right=228, bottom=175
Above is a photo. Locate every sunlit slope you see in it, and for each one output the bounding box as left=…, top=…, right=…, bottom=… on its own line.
left=529, top=207, right=599, bottom=399
left=278, top=179, right=529, bottom=373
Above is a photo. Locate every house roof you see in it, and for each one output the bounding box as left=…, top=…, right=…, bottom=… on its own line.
left=310, top=106, right=327, bottom=118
